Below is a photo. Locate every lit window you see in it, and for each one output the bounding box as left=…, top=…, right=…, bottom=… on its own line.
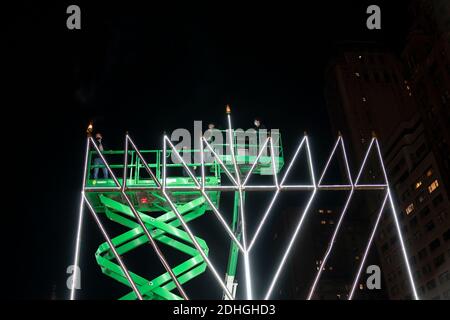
left=327, top=210, right=332, bottom=214
left=355, top=72, right=360, bottom=77
left=406, top=203, right=415, bottom=215
left=359, top=284, right=364, bottom=290
left=319, top=209, right=324, bottom=214
left=362, top=97, right=367, bottom=102
left=428, top=180, right=439, bottom=193
left=426, top=168, right=433, bottom=177
left=415, top=181, right=422, bottom=189
left=321, top=220, right=327, bottom=225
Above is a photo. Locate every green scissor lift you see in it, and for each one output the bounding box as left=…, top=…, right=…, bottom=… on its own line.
left=85, top=132, right=284, bottom=299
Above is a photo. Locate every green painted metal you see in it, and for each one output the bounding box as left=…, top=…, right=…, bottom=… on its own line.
left=85, top=134, right=284, bottom=299
left=226, top=192, right=242, bottom=278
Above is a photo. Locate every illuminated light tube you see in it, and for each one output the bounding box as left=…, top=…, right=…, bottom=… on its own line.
left=200, top=137, right=206, bottom=189
left=83, top=194, right=143, bottom=300
left=227, top=114, right=252, bottom=300
left=203, top=137, right=239, bottom=186
left=354, top=184, right=387, bottom=190
left=348, top=192, right=388, bottom=300
left=279, top=185, right=315, bottom=190
left=162, top=189, right=234, bottom=300
left=165, top=137, right=201, bottom=189
left=307, top=189, right=354, bottom=300
left=248, top=189, right=280, bottom=252
left=248, top=136, right=308, bottom=252
left=238, top=186, right=253, bottom=299
left=264, top=137, right=317, bottom=300
left=243, top=185, right=279, bottom=191
left=354, top=138, right=375, bottom=185
left=227, top=114, right=241, bottom=185
left=70, top=192, right=85, bottom=300
left=167, top=136, right=244, bottom=251
left=242, top=137, right=270, bottom=186
left=163, top=137, right=234, bottom=300
left=89, top=137, right=188, bottom=300
left=307, top=136, right=354, bottom=300
left=317, top=136, right=341, bottom=186
left=280, top=136, right=307, bottom=186
left=127, top=135, right=161, bottom=188
left=70, top=137, right=90, bottom=300
left=269, top=137, right=280, bottom=188
left=375, top=139, right=419, bottom=300
left=264, top=189, right=317, bottom=300
left=201, top=191, right=245, bottom=252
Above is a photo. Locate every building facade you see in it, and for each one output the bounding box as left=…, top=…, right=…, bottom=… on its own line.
left=324, top=0, right=450, bottom=299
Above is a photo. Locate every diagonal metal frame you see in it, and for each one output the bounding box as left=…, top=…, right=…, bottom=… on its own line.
left=307, top=135, right=354, bottom=299
left=346, top=138, right=418, bottom=300
left=86, top=137, right=188, bottom=300
left=73, top=113, right=419, bottom=300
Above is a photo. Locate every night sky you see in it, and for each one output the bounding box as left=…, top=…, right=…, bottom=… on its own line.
left=4, top=1, right=412, bottom=299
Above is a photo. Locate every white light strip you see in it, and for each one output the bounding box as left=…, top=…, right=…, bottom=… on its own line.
left=280, top=185, right=315, bottom=189
left=354, top=138, right=375, bottom=185
left=248, top=136, right=307, bottom=252
left=264, top=189, right=317, bottom=300
left=341, top=137, right=353, bottom=185
left=127, top=135, right=161, bottom=188
left=203, top=137, right=239, bottom=186
left=270, top=137, right=280, bottom=188
left=227, top=114, right=242, bottom=186
left=239, top=187, right=253, bottom=300
left=317, top=136, right=341, bottom=186
left=227, top=114, right=252, bottom=300
left=354, top=184, right=387, bottom=188
left=200, top=137, right=206, bottom=189
left=162, top=189, right=234, bottom=300
left=166, top=136, right=244, bottom=252
left=307, top=137, right=354, bottom=299
left=280, top=136, right=307, bottom=186
left=89, top=137, right=188, bottom=300
left=70, top=192, right=86, bottom=300
left=242, top=137, right=270, bottom=186
left=163, top=137, right=167, bottom=189
left=317, top=185, right=352, bottom=188
left=348, top=192, right=388, bottom=300
left=248, top=189, right=280, bottom=252
left=165, top=137, right=201, bottom=189
left=161, top=139, right=233, bottom=299
left=201, top=192, right=245, bottom=252
left=83, top=193, right=144, bottom=300
left=375, top=139, right=419, bottom=300
left=307, top=189, right=354, bottom=300
left=264, top=137, right=317, bottom=300
left=70, top=137, right=90, bottom=300
left=305, top=137, right=316, bottom=186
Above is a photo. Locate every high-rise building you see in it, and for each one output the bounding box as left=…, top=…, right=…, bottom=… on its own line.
left=324, top=0, right=450, bottom=299
left=381, top=114, right=450, bottom=299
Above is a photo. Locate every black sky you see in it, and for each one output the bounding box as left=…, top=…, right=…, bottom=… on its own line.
left=4, top=1, right=412, bottom=299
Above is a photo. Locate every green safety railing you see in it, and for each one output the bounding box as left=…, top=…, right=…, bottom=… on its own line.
left=84, top=131, right=284, bottom=300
